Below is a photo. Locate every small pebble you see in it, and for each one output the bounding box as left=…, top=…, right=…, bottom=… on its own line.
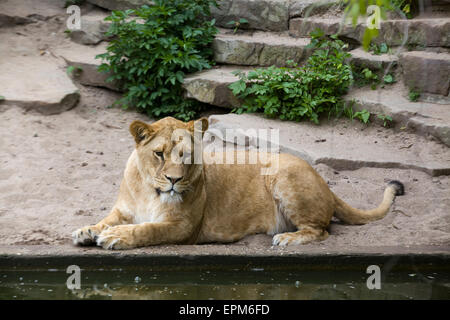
left=81, top=162, right=88, bottom=167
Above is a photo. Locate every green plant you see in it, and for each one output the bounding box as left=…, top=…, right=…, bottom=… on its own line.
left=383, top=73, right=395, bottom=84
left=353, top=67, right=379, bottom=89
left=369, top=42, right=389, bottom=55
left=391, top=0, right=417, bottom=18
left=96, top=0, right=218, bottom=120
left=353, top=109, right=371, bottom=124
left=226, top=18, right=249, bottom=33
left=408, top=88, right=421, bottom=102
left=0, top=95, right=4, bottom=101
left=66, top=65, right=83, bottom=76
left=229, top=30, right=353, bottom=124
left=377, top=113, right=393, bottom=126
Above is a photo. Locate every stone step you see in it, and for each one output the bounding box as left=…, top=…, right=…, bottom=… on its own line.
left=0, top=56, right=80, bottom=115
left=400, top=51, right=450, bottom=96
left=348, top=48, right=399, bottom=73
left=205, top=113, right=450, bottom=176
left=69, top=11, right=111, bottom=45
left=344, top=85, right=450, bottom=147
left=213, top=29, right=311, bottom=67
left=183, top=66, right=246, bottom=108
left=86, top=0, right=153, bottom=11
left=0, top=0, right=64, bottom=27
left=0, top=26, right=80, bottom=115
left=212, top=0, right=338, bottom=32
left=289, top=18, right=450, bottom=47
left=54, top=42, right=121, bottom=91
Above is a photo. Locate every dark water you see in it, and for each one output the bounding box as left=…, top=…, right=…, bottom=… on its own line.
left=0, top=268, right=449, bottom=300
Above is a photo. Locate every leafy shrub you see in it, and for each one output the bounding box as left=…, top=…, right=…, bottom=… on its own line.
left=229, top=30, right=353, bottom=124
left=96, top=0, right=218, bottom=120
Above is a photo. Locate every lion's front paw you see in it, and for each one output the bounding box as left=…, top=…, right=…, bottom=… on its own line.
left=96, top=225, right=136, bottom=250
left=72, top=225, right=102, bottom=246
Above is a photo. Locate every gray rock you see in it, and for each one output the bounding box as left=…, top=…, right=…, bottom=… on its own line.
left=86, top=0, right=154, bottom=11
left=183, top=66, right=247, bottom=108
left=212, top=0, right=289, bottom=31
left=69, top=15, right=111, bottom=45
left=400, top=51, right=450, bottom=96
left=348, top=48, right=398, bottom=73
left=0, top=0, right=64, bottom=27
left=345, top=85, right=450, bottom=148
left=205, top=113, right=450, bottom=176
left=289, top=0, right=339, bottom=18
left=0, top=57, right=80, bottom=114
left=54, top=42, right=121, bottom=91
left=213, top=29, right=311, bottom=66
left=289, top=18, right=450, bottom=47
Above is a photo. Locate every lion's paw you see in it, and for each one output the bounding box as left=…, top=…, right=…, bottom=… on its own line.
left=96, top=226, right=135, bottom=250
left=272, top=233, right=292, bottom=246
left=72, top=225, right=101, bottom=246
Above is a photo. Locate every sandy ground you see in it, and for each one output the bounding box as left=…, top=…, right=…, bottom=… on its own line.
left=0, top=0, right=448, bottom=255
left=0, top=85, right=449, bottom=251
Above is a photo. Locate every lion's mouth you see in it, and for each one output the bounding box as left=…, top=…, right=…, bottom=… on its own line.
left=156, top=188, right=181, bottom=196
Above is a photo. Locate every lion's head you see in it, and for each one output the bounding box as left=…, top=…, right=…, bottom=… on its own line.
left=129, top=117, right=208, bottom=204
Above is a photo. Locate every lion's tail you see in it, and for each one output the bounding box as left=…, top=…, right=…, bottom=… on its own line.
left=333, top=180, right=405, bottom=225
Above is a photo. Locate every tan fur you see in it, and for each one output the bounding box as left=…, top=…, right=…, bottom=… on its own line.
left=72, top=117, right=402, bottom=249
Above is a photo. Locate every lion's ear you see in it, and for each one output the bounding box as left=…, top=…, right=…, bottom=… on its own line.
left=129, top=120, right=153, bottom=144
left=188, top=117, right=208, bottom=136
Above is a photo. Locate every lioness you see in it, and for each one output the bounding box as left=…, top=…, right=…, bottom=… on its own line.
left=72, top=117, right=404, bottom=250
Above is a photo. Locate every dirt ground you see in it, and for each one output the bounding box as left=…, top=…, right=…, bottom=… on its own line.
left=0, top=0, right=449, bottom=255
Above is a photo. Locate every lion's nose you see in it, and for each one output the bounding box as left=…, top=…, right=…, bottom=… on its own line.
left=165, top=175, right=182, bottom=185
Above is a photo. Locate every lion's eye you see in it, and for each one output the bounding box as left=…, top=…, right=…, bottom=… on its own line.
left=154, top=151, right=164, bottom=159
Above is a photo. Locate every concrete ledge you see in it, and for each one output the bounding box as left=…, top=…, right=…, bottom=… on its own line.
left=1, top=244, right=449, bottom=272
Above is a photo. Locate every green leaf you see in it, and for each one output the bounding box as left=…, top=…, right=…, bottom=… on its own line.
left=379, top=43, right=388, bottom=54
left=66, top=65, right=75, bottom=76
left=383, top=74, right=395, bottom=84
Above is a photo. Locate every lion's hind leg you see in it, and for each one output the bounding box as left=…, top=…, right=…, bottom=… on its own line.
left=272, top=227, right=329, bottom=246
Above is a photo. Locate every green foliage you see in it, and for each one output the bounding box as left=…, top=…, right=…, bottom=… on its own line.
left=369, top=42, right=389, bottom=55
left=353, top=109, right=371, bottom=124
left=338, top=100, right=371, bottom=124
left=226, top=18, right=249, bottom=33
left=391, top=0, right=417, bottom=18
left=66, top=65, right=82, bottom=77
left=408, top=88, right=421, bottom=102
left=352, top=67, right=379, bottom=89
left=96, top=0, right=218, bottom=120
left=377, top=113, right=393, bottom=127
left=229, top=30, right=354, bottom=124
left=383, top=73, right=395, bottom=84
left=0, top=95, right=4, bottom=101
